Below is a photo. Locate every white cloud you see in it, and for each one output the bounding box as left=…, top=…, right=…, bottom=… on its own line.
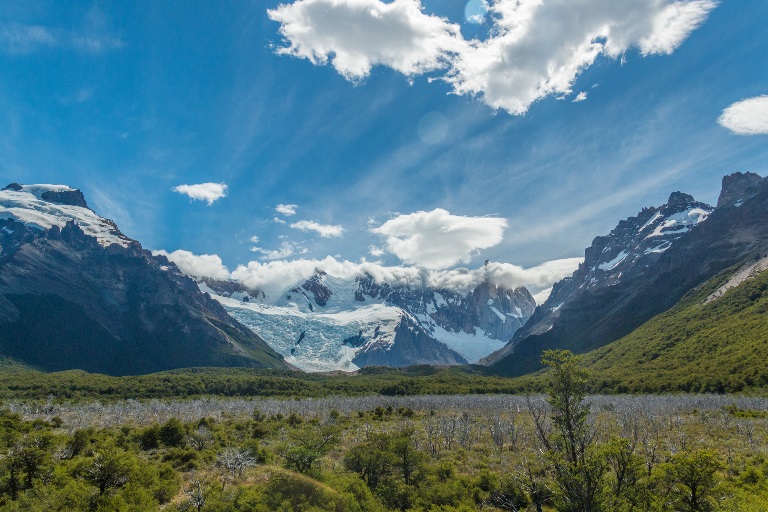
left=153, top=250, right=230, bottom=280
left=269, top=0, right=716, bottom=114
left=273, top=217, right=287, bottom=224
left=371, top=208, right=507, bottom=269
left=290, top=220, right=345, bottom=238
left=229, top=256, right=582, bottom=301
left=251, top=242, right=306, bottom=260
left=533, top=287, right=553, bottom=305
left=572, top=92, right=588, bottom=103
left=369, top=245, right=385, bottom=257
left=267, top=0, right=466, bottom=80
left=173, top=182, right=228, bottom=205
left=161, top=247, right=582, bottom=303
left=249, top=235, right=261, bottom=243
left=718, top=96, right=768, bottom=135
left=484, top=258, right=583, bottom=292
left=275, top=203, right=298, bottom=216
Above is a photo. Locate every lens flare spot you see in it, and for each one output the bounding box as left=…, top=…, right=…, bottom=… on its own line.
left=418, top=112, right=448, bottom=145
left=464, top=0, right=489, bottom=24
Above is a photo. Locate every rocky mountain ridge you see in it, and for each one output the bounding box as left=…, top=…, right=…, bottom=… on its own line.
left=0, top=183, right=286, bottom=375
left=486, top=172, right=768, bottom=375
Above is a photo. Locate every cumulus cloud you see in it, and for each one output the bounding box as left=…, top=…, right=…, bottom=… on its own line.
left=718, top=96, right=768, bottom=135
left=290, top=220, right=345, bottom=238
left=268, top=0, right=465, bottom=80
left=173, top=182, right=228, bottom=205
left=371, top=208, right=507, bottom=269
left=275, top=204, right=298, bottom=216
left=269, top=0, right=716, bottom=114
left=369, top=245, right=385, bottom=257
left=153, top=250, right=230, bottom=280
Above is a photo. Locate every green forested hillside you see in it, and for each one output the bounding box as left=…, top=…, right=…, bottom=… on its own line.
left=582, top=263, right=768, bottom=393
left=0, top=363, right=536, bottom=400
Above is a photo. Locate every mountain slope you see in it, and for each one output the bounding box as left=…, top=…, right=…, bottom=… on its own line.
left=582, top=258, right=768, bottom=393
left=0, top=183, right=286, bottom=375
left=487, top=172, right=768, bottom=376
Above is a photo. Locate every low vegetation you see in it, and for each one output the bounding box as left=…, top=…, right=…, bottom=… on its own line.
left=0, top=363, right=543, bottom=401
left=1, top=351, right=768, bottom=510
left=583, top=264, right=768, bottom=393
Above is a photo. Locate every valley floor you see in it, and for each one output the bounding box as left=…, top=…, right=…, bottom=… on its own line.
left=2, top=393, right=768, bottom=511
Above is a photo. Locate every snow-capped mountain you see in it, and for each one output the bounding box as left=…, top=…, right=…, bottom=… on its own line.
left=0, top=183, right=132, bottom=247
left=484, top=191, right=714, bottom=361
left=0, top=183, right=286, bottom=375
left=485, top=172, right=768, bottom=375
left=202, top=269, right=536, bottom=371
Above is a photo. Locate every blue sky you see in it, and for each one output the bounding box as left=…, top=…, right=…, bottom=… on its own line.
left=1, top=0, right=767, bottom=294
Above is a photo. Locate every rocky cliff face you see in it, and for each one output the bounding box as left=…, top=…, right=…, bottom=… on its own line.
left=717, top=172, right=765, bottom=207
left=486, top=172, right=768, bottom=376
left=0, top=184, right=286, bottom=375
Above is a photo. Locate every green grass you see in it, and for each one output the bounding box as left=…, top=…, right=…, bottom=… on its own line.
left=580, top=263, right=768, bottom=393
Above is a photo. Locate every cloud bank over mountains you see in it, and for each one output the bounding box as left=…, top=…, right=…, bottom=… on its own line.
left=268, top=0, right=716, bottom=114
left=156, top=249, right=582, bottom=302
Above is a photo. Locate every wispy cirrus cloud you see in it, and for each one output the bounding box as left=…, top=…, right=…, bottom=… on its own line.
left=173, top=182, right=228, bottom=205
left=0, top=23, right=56, bottom=54
left=718, top=96, right=768, bottom=135
left=268, top=0, right=716, bottom=114
left=251, top=241, right=308, bottom=260
left=290, top=220, right=345, bottom=238
left=0, top=21, right=124, bottom=55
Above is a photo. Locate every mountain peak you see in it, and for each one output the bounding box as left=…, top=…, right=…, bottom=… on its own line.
left=667, top=191, right=695, bottom=205
left=3, top=183, right=89, bottom=209
left=717, top=172, right=765, bottom=208
left=0, top=183, right=130, bottom=247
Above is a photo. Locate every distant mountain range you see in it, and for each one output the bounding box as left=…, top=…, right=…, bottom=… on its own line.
left=0, top=183, right=285, bottom=375
left=484, top=172, right=768, bottom=378
left=2, top=172, right=768, bottom=387
left=201, top=269, right=535, bottom=371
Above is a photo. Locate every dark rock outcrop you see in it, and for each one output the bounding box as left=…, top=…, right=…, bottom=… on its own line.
left=717, top=172, right=765, bottom=208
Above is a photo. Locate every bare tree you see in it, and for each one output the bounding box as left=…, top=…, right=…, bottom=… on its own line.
left=183, top=477, right=208, bottom=512
left=217, top=447, right=257, bottom=480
